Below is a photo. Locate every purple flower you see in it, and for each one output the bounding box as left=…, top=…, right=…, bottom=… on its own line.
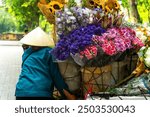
left=51, top=24, right=106, bottom=60
left=114, top=37, right=126, bottom=52
left=91, top=27, right=143, bottom=56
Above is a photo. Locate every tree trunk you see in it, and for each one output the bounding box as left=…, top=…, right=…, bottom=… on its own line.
left=130, top=0, right=141, bottom=23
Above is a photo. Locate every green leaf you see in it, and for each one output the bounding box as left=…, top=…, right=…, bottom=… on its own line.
left=21, top=2, right=31, bottom=7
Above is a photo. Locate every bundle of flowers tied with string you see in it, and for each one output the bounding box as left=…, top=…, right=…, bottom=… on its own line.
left=120, top=23, right=150, bottom=77
left=48, top=0, right=144, bottom=67
left=76, top=27, right=144, bottom=67
left=46, top=0, right=146, bottom=98
left=51, top=24, right=144, bottom=67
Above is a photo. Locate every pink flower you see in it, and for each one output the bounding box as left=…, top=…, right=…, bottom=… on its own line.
left=90, top=27, right=144, bottom=58
left=132, top=37, right=144, bottom=48
left=102, top=41, right=117, bottom=56
left=121, top=27, right=136, bottom=37
left=123, top=37, right=132, bottom=49
left=79, top=51, right=85, bottom=59
left=79, top=46, right=98, bottom=60
left=83, top=48, right=93, bottom=59
left=114, top=37, right=126, bottom=52
left=92, top=35, right=106, bottom=46
left=89, top=46, right=98, bottom=57
left=92, top=35, right=101, bottom=45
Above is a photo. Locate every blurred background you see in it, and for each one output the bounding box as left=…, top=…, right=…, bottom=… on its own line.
left=0, top=0, right=150, bottom=40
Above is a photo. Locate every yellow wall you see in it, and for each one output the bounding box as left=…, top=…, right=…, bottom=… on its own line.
left=0, top=33, right=23, bottom=40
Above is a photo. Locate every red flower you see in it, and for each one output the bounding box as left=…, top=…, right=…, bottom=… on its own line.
left=79, top=45, right=98, bottom=60
left=102, top=41, right=117, bottom=56
left=89, top=46, right=98, bottom=57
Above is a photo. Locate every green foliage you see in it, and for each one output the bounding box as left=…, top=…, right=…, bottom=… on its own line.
left=67, top=0, right=77, bottom=8
left=138, top=0, right=150, bottom=9
left=121, top=0, right=150, bottom=23
left=39, top=15, right=53, bottom=32
left=5, top=0, right=40, bottom=31
left=2, top=0, right=149, bottom=33
left=121, top=0, right=129, bottom=8
left=137, top=3, right=148, bottom=22
left=81, top=0, right=87, bottom=7
left=0, top=8, right=16, bottom=33
left=137, top=0, right=150, bottom=23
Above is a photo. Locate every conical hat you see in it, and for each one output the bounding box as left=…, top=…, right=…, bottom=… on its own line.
left=20, top=27, right=55, bottom=47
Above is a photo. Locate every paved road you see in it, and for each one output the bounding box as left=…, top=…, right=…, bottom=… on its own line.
left=0, top=41, right=23, bottom=100
left=0, top=40, right=21, bottom=46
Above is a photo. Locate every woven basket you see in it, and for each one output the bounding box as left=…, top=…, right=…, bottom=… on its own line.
left=81, top=65, right=113, bottom=96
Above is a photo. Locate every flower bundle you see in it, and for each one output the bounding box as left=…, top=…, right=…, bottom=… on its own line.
left=135, top=28, right=147, bottom=44
left=56, top=7, right=92, bottom=36
left=55, top=6, right=124, bottom=37
left=92, top=27, right=144, bottom=56
left=134, top=26, right=150, bottom=44
left=70, top=7, right=92, bottom=26
left=52, top=4, right=145, bottom=67
left=92, top=8, right=124, bottom=29
left=144, top=47, right=150, bottom=68
left=138, top=46, right=150, bottom=68
left=51, top=24, right=106, bottom=60
left=55, top=9, right=79, bottom=36
left=70, top=27, right=143, bottom=67
left=79, top=45, right=98, bottom=60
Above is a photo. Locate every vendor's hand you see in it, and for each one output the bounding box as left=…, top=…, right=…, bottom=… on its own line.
left=63, top=89, right=76, bottom=100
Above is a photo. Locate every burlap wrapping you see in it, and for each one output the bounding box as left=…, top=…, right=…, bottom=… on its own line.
left=58, top=59, right=81, bottom=92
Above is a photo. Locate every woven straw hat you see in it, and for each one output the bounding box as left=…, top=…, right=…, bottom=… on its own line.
left=20, top=27, right=54, bottom=47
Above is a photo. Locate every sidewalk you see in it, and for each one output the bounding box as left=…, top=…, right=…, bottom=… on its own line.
left=0, top=43, right=23, bottom=100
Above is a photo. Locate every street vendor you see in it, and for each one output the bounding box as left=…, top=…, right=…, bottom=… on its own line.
left=15, top=27, right=76, bottom=100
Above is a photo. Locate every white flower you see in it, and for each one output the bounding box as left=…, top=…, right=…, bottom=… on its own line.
left=147, top=31, right=150, bottom=37
left=141, top=36, right=147, bottom=43
left=137, top=46, right=146, bottom=58
left=136, top=31, right=143, bottom=37
left=136, top=31, right=147, bottom=43
left=144, top=58, right=150, bottom=68
left=144, top=47, right=150, bottom=68
left=147, top=27, right=150, bottom=31
left=145, top=47, right=150, bottom=58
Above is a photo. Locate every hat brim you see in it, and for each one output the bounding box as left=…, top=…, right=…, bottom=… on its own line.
left=20, top=27, right=55, bottom=47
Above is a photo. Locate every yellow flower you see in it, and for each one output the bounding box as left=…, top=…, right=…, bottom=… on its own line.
left=105, top=0, right=120, bottom=14
left=86, top=0, right=105, bottom=9
left=39, top=0, right=47, bottom=4
left=51, top=0, right=66, bottom=4
left=97, top=0, right=105, bottom=10
left=48, top=1, right=64, bottom=14
left=38, top=0, right=64, bottom=24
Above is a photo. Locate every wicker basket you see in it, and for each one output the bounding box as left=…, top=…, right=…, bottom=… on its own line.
left=81, top=65, right=114, bottom=96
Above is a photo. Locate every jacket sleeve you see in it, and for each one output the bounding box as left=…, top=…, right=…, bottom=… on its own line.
left=49, top=56, right=70, bottom=98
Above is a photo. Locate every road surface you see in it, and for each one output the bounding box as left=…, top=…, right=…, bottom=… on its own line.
left=0, top=40, right=23, bottom=100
